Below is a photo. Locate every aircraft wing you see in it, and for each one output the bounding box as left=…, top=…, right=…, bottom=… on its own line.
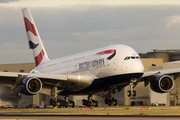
left=139, top=67, right=180, bottom=83
left=113, top=67, right=180, bottom=94
left=142, top=67, right=180, bottom=78
left=0, top=72, right=66, bottom=86
left=133, top=67, right=180, bottom=94
left=0, top=72, right=94, bottom=95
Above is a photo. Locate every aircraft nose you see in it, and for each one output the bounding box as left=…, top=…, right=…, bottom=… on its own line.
left=132, top=60, right=144, bottom=73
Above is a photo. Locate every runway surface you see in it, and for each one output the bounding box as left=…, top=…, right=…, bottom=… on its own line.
left=1, top=106, right=180, bottom=119
left=0, top=115, right=180, bottom=120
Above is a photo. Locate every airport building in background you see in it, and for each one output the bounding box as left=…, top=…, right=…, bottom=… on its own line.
left=139, top=49, right=180, bottom=63
left=1, top=49, right=180, bottom=107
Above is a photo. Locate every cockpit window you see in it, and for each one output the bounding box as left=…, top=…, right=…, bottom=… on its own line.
left=136, top=56, right=140, bottom=59
left=131, top=56, right=135, bottom=59
left=124, top=57, right=128, bottom=60
left=124, top=56, right=140, bottom=60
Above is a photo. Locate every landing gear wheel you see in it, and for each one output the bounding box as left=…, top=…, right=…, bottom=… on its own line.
left=64, top=101, right=68, bottom=108
left=94, top=101, right=98, bottom=107
left=52, top=101, right=56, bottom=107
left=132, top=90, right=136, bottom=97
left=50, top=99, right=53, bottom=105
left=83, top=94, right=98, bottom=107
left=105, top=98, right=108, bottom=104
left=82, top=99, right=86, bottom=105
left=61, top=100, right=65, bottom=106
left=71, top=101, right=75, bottom=108
left=113, top=99, right=117, bottom=106
left=58, top=99, right=62, bottom=107
left=127, top=90, right=131, bottom=97
left=108, top=100, right=112, bottom=106
left=87, top=101, right=92, bottom=107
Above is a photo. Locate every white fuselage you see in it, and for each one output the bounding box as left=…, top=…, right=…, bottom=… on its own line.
left=32, top=44, right=144, bottom=81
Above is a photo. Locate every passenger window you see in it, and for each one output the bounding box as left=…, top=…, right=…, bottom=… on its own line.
left=136, top=56, right=140, bottom=59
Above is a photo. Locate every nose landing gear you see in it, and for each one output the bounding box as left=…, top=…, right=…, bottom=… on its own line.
left=127, top=80, right=137, bottom=97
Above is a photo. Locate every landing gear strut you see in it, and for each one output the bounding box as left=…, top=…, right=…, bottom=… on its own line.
left=50, top=86, right=61, bottom=107
left=104, top=90, right=117, bottom=106
left=127, top=80, right=136, bottom=97
left=82, top=94, right=98, bottom=107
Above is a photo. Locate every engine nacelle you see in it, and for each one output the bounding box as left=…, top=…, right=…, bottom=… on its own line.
left=18, top=77, right=42, bottom=95
left=150, top=75, right=174, bottom=93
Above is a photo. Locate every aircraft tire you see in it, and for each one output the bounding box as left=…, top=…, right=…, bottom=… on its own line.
left=58, top=100, right=63, bottom=107
left=95, top=101, right=98, bottom=107
left=82, top=99, right=86, bottom=105
left=132, top=90, right=136, bottom=97
left=50, top=99, right=53, bottom=105
left=127, top=90, right=131, bottom=97
left=52, top=101, right=56, bottom=107
left=87, top=101, right=92, bottom=107
left=71, top=101, right=75, bottom=108
left=61, top=100, right=65, bottom=106
left=113, top=99, right=117, bottom=106
left=108, top=100, right=112, bottom=106
left=105, top=98, right=108, bottom=104
left=64, top=101, right=68, bottom=108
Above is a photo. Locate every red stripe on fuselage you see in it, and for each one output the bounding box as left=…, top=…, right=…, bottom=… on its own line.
left=24, top=17, right=38, bottom=36
left=97, top=49, right=116, bottom=55
left=34, top=49, right=44, bottom=66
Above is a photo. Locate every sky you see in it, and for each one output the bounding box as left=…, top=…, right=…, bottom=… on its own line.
left=1, top=0, right=180, bottom=64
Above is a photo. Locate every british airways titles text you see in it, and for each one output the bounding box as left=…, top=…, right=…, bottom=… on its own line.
left=79, top=58, right=105, bottom=70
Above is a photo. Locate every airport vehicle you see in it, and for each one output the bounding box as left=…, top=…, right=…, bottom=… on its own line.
left=0, top=8, right=177, bottom=108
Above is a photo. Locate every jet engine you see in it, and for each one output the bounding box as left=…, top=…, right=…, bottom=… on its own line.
left=150, top=74, right=174, bottom=93
left=18, top=77, right=42, bottom=95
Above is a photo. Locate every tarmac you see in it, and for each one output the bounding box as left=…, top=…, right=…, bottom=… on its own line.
left=0, top=115, right=180, bottom=120
left=1, top=106, right=180, bottom=119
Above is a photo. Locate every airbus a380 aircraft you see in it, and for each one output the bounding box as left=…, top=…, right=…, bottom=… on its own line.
left=0, top=8, right=178, bottom=108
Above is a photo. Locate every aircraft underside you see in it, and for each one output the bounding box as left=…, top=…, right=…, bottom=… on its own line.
left=49, top=72, right=143, bottom=108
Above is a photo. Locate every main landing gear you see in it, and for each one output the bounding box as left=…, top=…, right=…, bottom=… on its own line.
left=49, top=86, right=75, bottom=108
left=104, top=90, right=117, bottom=106
left=50, top=95, right=75, bottom=108
left=82, top=94, right=98, bottom=107
left=127, top=81, right=136, bottom=97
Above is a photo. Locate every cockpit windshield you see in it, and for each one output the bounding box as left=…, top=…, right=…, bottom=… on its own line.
left=124, top=56, right=140, bottom=60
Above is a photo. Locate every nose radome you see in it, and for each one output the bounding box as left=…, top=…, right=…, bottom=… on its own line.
left=132, top=61, right=144, bottom=73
